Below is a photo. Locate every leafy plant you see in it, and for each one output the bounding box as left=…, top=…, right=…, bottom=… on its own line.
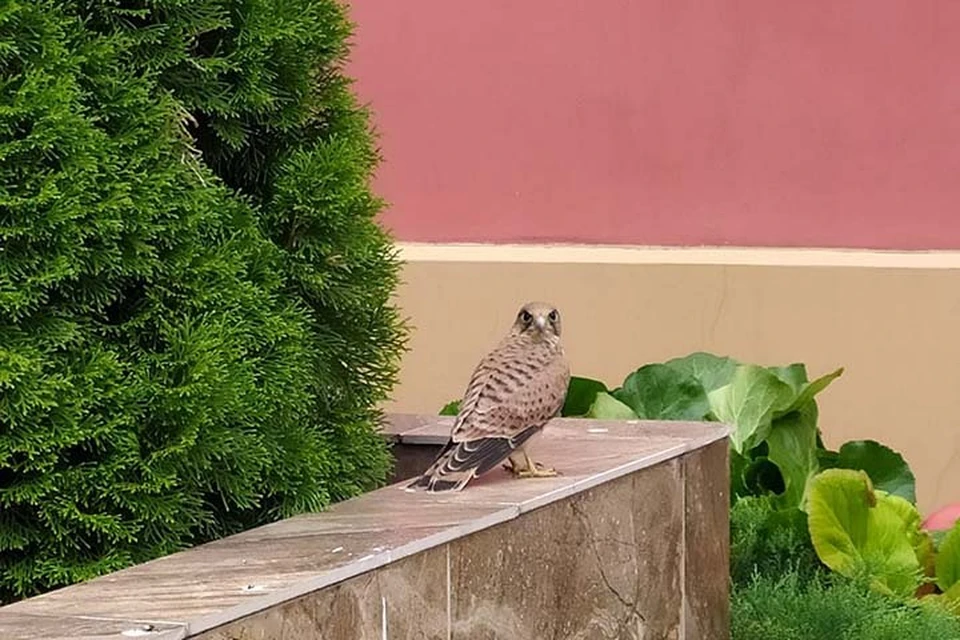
left=586, top=392, right=636, bottom=420
left=436, top=351, right=960, bottom=621
left=571, top=353, right=844, bottom=512
left=938, top=523, right=960, bottom=593
left=562, top=377, right=610, bottom=416
left=612, top=363, right=710, bottom=421
left=806, top=469, right=929, bottom=598
left=439, top=401, right=460, bottom=416
left=927, top=522, right=960, bottom=614
left=819, top=441, right=917, bottom=504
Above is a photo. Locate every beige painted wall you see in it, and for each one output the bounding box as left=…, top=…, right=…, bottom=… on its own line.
left=385, top=244, right=960, bottom=515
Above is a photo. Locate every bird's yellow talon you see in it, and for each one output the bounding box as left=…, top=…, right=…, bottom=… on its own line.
left=512, top=452, right=558, bottom=478
left=516, top=466, right=559, bottom=478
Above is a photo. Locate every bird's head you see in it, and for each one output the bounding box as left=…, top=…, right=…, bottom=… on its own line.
left=511, top=301, right=562, bottom=342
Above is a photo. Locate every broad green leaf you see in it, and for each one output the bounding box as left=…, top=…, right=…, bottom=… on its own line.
left=834, top=440, right=916, bottom=504
left=562, top=376, right=608, bottom=416
left=768, top=363, right=808, bottom=393
left=613, top=364, right=709, bottom=421
left=936, top=521, right=960, bottom=592
left=932, top=529, right=950, bottom=551
left=807, top=468, right=922, bottom=598
left=808, top=469, right=873, bottom=574
left=797, top=367, right=843, bottom=403
left=708, top=365, right=794, bottom=454
left=882, top=491, right=936, bottom=579
left=767, top=401, right=819, bottom=509
left=439, top=400, right=459, bottom=416
left=663, top=352, right=739, bottom=393
left=925, top=581, right=960, bottom=616
left=817, top=448, right=839, bottom=469
left=941, top=581, right=960, bottom=614
left=777, top=368, right=845, bottom=417
left=585, top=392, right=638, bottom=420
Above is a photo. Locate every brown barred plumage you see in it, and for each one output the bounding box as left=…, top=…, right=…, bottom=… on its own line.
left=408, top=302, right=570, bottom=492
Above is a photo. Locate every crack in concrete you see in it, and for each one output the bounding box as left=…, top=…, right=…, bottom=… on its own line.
left=570, top=501, right=647, bottom=639
left=706, top=265, right=729, bottom=345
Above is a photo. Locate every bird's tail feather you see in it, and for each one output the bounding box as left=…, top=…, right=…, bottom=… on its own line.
left=406, top=426, right=541, bottom=492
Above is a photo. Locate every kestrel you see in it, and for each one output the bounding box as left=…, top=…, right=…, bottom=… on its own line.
left=407, top=302, right=570, bottom=492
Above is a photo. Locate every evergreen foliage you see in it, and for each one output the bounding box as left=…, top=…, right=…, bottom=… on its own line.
left=730, top=496, right=824, bottom=587
left=0, top=0, right=403, bottom=600
left=732, top=573, right=960, bottom=640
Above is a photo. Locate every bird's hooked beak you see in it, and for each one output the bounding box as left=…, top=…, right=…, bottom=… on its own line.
left=534, top=315, right=547, bottom=331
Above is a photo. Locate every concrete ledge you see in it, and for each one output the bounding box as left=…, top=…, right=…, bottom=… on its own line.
left=0, top=416, right=730, bottom=640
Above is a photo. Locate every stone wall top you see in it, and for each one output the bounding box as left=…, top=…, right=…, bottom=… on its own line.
left=0, top=416, right=728, bottom=640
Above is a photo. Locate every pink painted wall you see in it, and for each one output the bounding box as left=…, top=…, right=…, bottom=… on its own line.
left=348, top=1, right=960, bottom=249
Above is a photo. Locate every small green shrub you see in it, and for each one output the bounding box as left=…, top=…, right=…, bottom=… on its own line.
left=730, top=496, right=823, bottom=588
left=732, top=572, right=960, bottom=640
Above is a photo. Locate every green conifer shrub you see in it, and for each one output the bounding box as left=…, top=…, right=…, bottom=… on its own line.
left=0, top=0, right=403, bottom=601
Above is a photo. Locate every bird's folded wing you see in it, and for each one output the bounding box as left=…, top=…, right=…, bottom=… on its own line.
left=436, top=425, right=543, bottom=478
left=451, top=345, right=569, bottom=443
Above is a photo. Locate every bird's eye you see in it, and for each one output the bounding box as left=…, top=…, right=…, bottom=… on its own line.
left=548, top=310, right=559, bottom=323
left=519, top=310, right=533, bottom=324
